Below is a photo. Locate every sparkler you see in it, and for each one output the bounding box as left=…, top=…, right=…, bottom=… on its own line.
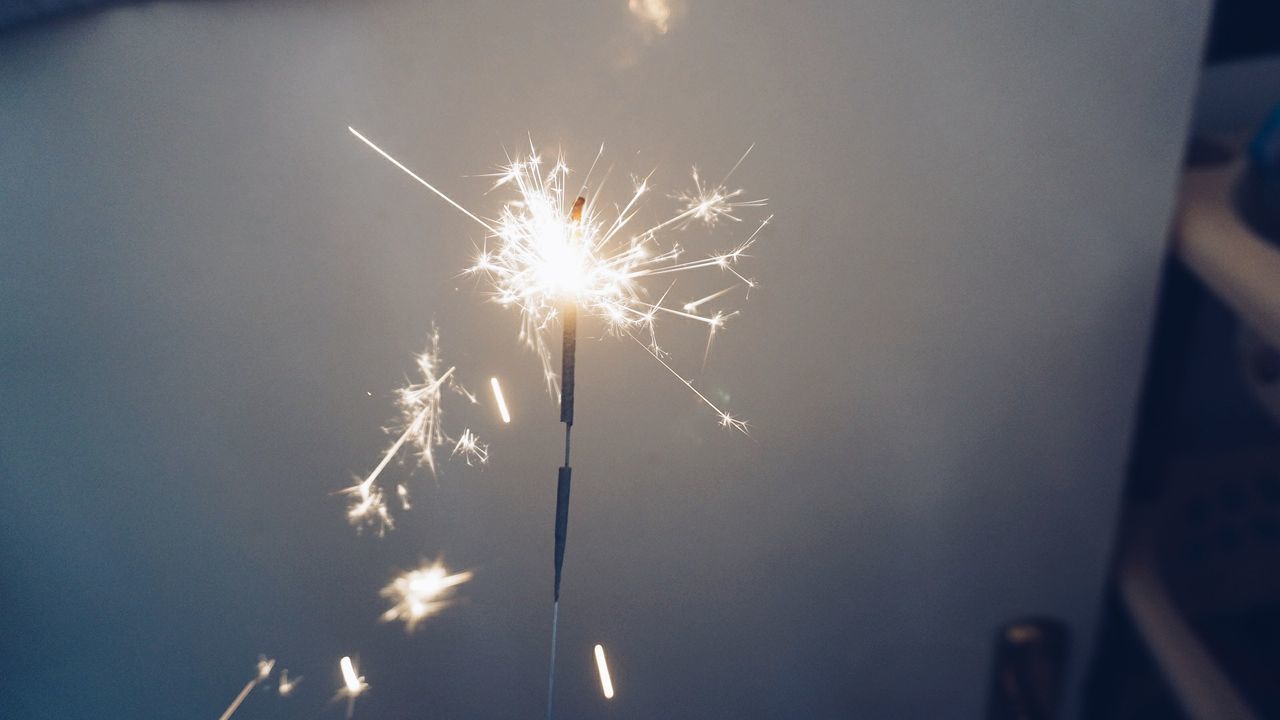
left=337, top=656, right=368, bottom=719
left=348, top=126, right=768, bottom=716
left=347, top=126, right=766, bottom=430
left=380, top=558, right=475, bottom=632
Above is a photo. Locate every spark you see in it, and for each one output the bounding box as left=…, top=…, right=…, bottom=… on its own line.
left=337, top=656, right=368, bottom=719
left=218, top=656, right=275, bottom=720
left=594, top=644, right=615, bottom=699
left=343, top=325, right=480, bottom=534
left=451, top=428, right=489, bottom=465
left=379, top=558, right=474, bottom=632
left=277, top=669, right=301, bottom=697
left=490, top=377, right=512, bottom=423
left=350, top=128, right=768, bottom=431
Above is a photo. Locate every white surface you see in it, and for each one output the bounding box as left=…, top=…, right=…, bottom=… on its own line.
left=0, top=1, right=1210, bottom=717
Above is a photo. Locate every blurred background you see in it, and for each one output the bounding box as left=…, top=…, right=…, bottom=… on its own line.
left=2, top=1, right=1278, bottom=718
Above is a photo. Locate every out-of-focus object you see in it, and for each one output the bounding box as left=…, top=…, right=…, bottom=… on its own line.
left=1175, top=134, right=1280, bottom=351
left=1240, top=328, right=1280, bottom=423
left=1238, top=105, right=1280, bottom=246
left=1084, top=102, right=1280, bottom=718
left=1178, top=124, right=1280, bottom=428
left=984, top=618, right=1069, bottom=720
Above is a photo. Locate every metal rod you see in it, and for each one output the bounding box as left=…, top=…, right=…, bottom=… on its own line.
left=547, top=198, right=586, bottom=720
left=546, top=600, right=560, bottom=720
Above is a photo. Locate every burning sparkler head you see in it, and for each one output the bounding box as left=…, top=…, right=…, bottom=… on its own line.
left=464, top=142, right=769, bottom=420
left=379, top=558, right=475, bottom=632
left=350, top=126, right=768, bottom=434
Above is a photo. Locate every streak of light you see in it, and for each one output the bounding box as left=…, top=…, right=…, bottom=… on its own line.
left=490, top=377, right=512, bottom=423
left=337, top=656, right=368, bottom=719
left=594, top=644, right=615, bottom=699
left=218, top=656, right=275, bottom=720
left=340, top=656, right=364, bottom=694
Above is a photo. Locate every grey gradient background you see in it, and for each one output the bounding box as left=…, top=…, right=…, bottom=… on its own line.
left=0, top=1, right=1211, bottom=717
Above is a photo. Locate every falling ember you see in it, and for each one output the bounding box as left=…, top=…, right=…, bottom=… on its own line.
left=337, top=656, right=368, bottom=719
left=490, top=377, right=512, bottom=423
left=594, top=644, right=615, bottom=699
left=349, top=127, right=768, bottom=431
left=380, top=558, right=475, bottom=632
left=342, top=325, right=482, bottom=534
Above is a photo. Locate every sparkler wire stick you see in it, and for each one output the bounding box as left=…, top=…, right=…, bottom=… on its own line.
left=547, top=197, right=583, bottom=720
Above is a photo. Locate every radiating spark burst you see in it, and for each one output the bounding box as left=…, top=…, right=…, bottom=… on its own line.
left=342, top=325, right=483, bottom=534
left=594, top=644, right=615, bottom=699
left=337, top=656, right=368, bottom=719
left=379, top=558, right=475, bottom=632
left=490, top=377, right=512, bottom=423
left=349, top=128, right=769, bottom=431
left=675, top=147, right=767, bottom=229
left=277, top=669, right=301, bottom=697
left=451, top=428, right=489, bottom=465
left=218, top=656, right=275, bottom=720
